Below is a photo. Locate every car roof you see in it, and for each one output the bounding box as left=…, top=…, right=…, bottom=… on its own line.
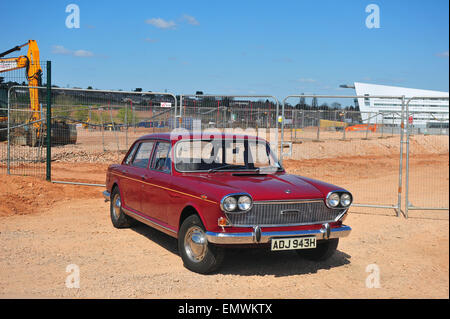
left=137, top=132, right=267, bottom=143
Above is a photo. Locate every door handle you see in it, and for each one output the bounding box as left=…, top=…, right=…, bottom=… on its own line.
left=141, top=175, right=152, bottom=181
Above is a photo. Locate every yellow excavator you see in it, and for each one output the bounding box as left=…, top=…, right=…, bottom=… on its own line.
left=0, top=40, right=76, bottom=146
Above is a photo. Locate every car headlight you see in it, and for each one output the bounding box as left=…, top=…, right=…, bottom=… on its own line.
left=327, top=192, right=340, bottom=208
left=222, top=196, right=237, bottom=212
left=237, top=195, right=252, bottom=211
left=340, top=193, right=352, bottom=207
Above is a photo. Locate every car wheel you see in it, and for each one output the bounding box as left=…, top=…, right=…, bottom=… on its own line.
left=110, top=187, right=135, bottom=228
left=296, top=238, right=339, bottom=261
left=178, top=214, right=225, bottom=274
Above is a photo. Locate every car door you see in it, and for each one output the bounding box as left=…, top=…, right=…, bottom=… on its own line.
left=141, top=141, right=172, bottom=224
left=121, top=140, right=155, bottom=213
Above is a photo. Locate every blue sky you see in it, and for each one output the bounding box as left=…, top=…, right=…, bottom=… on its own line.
left=1, top=0, right=448, bottom=101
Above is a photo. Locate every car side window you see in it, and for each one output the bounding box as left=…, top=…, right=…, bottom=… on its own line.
left=124, top=143, right=139, bottom=165
left=151, top=142, right=171, bottom=173
left=131, top=141, right=155, bottom=169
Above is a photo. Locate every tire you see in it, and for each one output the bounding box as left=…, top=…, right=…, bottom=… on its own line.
left=110, top=187, right=135, bottom=228
left=296, top=238, right=339, bottom=261
left=178, top=214, right=225, bottom=274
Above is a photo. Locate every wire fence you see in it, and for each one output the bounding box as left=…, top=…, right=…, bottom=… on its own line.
left=3, top=86, right=177, bottom=184
left=179, top=94, right=280, bottom=131
left=405, top=97, right=449, bottom=217
left=2, top=79, right=449, bottom=217
left=281, top=95, right=409, bottom=215
left=177, top=94, right=281, bottom=158
left=284, top=109, right=402, bottom=142
left=0, top=61, right=48, bottom=178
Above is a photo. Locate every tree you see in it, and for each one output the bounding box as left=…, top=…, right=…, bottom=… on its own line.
left=116, top=107, right=138, bottom=125
left=331, top=102, right=341, bottom=109
left=311, top=96, right=318, bottom=109
left=74, top=107, right=89, bottom=122
left=299, top=94, right=306, bottom=109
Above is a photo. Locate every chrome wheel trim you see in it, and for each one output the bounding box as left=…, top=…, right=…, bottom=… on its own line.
left=184, top=226, right=208, bottom=263
left=112, top=193, right=122, bottom=220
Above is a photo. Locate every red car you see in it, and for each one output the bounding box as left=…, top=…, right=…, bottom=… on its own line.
left=103, top=133, right=352, bottom=274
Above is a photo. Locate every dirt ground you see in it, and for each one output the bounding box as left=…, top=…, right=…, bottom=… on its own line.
left=0, top=150, right=448, bottom=298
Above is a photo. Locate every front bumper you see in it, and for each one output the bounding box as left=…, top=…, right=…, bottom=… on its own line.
left=103, top=191, right=110, bottom=202
left=206, top=224, right=351, bottom=245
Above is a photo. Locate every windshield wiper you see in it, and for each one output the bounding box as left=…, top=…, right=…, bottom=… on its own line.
left=208, top=164, right=246, bottom=173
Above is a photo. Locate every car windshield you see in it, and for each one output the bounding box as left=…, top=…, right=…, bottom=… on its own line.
left=174, top=139, right=282, bottom=173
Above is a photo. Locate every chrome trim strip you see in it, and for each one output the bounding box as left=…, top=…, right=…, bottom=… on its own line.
left=122, top=207, right=177, bottom=235
left=226, top=207, right=348, bottom=228
left=253, top=199, right=323, bottom=205
left=206, top=225, right=352, bottom=244
left=103, top=191, right=110, bottom=202
left=280, top=209, right=301, bottom=215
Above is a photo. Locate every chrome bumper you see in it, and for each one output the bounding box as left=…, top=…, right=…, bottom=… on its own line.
left=206, top=224, right=351, bottom=245
left=103, top=191, right=110, bottom=202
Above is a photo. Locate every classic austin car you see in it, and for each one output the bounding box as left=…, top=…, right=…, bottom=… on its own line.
left=103, top=133, right=352, bottom=274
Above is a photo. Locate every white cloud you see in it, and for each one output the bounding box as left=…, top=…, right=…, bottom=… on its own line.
left=73, top=50, right=94, bottom=57
left=182, top=14, right=199, bottom=25
left=296, top=78, right=317, bottom=83
left=145, top=18, right=176, bottom=29
left=51, top=45, right=72, bottom=55
left=144, top=37, right=158, bottom=43
left=52, top=45, right=94, bottom=58
left=437, top=51, right=449, bottom=58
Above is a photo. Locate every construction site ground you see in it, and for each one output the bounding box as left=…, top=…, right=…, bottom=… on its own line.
left=0, top=131, right=448, bottom=298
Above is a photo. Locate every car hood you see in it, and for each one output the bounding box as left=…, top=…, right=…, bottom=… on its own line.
left=181, top=172, right=328, bottom=201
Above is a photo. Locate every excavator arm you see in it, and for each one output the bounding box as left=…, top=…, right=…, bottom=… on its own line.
left=0, top=40, right=42, bottom=139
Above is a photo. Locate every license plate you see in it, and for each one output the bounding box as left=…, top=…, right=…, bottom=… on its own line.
left=271, top=236, right=317, bottom=251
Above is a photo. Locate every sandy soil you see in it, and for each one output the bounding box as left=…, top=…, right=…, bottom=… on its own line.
left=0, top=153, right=448, bottom=298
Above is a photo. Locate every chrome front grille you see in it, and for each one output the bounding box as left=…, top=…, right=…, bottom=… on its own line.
left=225, top=200, right=346, bottom=227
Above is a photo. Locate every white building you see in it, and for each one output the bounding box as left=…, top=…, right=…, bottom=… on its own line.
left=354, top=82, right=449, bottom=128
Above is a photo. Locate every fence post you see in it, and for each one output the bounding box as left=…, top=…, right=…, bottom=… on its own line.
left=405, top=98, right=411, bottom=218
left=342, top=110, right=346, bottom=140
left=100, top=109, right=105, bottom=151
left=6, top=88, right=11, bottom=175
left=46, top=61, right=52, bottom=182
left=365, top=112, right=371, bottom=139
left=125, top=102, right=128, bottom=150
left=396, top=96, right=405, bottom=217
left=316, top=111, right=320, bottom=141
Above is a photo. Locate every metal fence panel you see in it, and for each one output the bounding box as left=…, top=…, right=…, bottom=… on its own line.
left=50, top=88, right=177, bottom=185
left=281, top=95, right=406, bottom=214
left=405, top=97, right=449, bottom=217
left=178, top=94, right=281, bottom=153
left=5, top=86, right=177, bottom=185
left=0, top=86, right=48, bottom=178
left=0, top=61, right=49, bottom=178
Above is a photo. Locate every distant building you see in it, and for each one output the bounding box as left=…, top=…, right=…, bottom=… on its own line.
left=354, top=82, right=449, bottom=128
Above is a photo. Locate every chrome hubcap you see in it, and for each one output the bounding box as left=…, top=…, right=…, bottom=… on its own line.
left=184, top=226, right=207, bottom=262
left=113, top=194, right=121, bottom=219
